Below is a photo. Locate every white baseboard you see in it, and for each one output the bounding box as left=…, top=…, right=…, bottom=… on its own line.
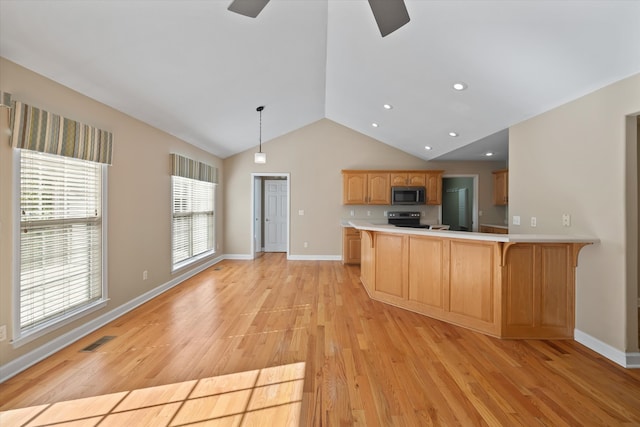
left=0, top=255, right=224, bottom=383
left=223, top=254, right=254, bottom=260
left=574, top=329, right=640, bottom=369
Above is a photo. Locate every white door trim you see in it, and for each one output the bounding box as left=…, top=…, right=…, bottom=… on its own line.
left=251, top=173, right=290, bottom=259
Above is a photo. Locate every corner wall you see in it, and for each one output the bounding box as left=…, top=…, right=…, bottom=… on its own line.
left=509, top=73, right=640, bottom=358
left=0, top=58, right=224, bottom=370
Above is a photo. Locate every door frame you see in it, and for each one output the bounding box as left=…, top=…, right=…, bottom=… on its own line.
left=251, top=172, right=290, bottom=259
left=441, top=174, right=479, bottom=232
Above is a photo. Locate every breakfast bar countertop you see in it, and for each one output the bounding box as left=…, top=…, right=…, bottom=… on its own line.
left=348, top=220, right=599, bottom=244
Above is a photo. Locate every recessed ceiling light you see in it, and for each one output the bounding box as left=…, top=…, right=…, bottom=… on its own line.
left=485, top=152, right=494, bottom=157
left=448, top=132, right=458, bottom=137
left=452, top=82, right=467, bottom=91
left=372, top=123, right=379, bottom=128
left=424, top=146, right=432, bottom=150
left=383, top=104, right=393, bottom=110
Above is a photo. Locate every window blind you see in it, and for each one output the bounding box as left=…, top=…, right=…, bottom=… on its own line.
left=171, top=175, right=215, bottom=268
left=19, top=150, right=104, bottom=331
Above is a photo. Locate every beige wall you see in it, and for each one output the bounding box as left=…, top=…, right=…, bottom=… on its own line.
left=0, top=58, right=224, bottom=367
left=509, top=73, right=640, bottom=352
left=223, top=118, right=507, bottom=256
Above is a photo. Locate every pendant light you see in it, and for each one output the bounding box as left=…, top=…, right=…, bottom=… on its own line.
left=254, top=105, right=266, bottom=164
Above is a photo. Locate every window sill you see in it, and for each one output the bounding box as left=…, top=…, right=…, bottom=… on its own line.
left=12, top=299, right=109, bottom=348
left=172, top=250, right=216, bottom=273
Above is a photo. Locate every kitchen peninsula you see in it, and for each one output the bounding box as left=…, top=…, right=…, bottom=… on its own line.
left=349, top=220, right=597, bottom=339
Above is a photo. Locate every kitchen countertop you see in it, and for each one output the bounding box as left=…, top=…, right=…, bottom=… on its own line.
left=349, top=220, right=598, bottom=244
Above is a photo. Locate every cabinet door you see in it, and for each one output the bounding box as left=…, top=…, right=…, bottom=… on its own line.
left=343, top=172, right=367, bottom=204
left=493, top=170, right=508, bottom=205
left=408, top=173, right=426, bottom=186
left=343, top=228, right=361, bottom=264
left=425, top=172, right=442, bottom=205
left=390, top=173, right=408, bottom=186
left=367, top=173, right=391, bottom=205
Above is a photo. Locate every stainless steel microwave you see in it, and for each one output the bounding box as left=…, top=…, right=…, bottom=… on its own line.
left=391, top=186, right=426, bottom=205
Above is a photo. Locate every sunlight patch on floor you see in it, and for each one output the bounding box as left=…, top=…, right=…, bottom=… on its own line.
left=0, top=362, right=306, bottom=427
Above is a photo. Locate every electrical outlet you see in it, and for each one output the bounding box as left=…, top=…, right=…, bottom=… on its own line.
left=383, top=211, right=388, bottom=217
left=143, top=270, right=148, bottom=280
left=562, top=213, right=571, bottom=227
left=303, top=241, right=308, bottom=248
left=531, top=217, right=537, bottom=227
left=367, top=211, right=371, bottom=216
left=512, top=215, right=520, bottom=226
left=479, top=210, right=483, bottom=217
left=350, top=210, right=355, bottom=217
left=0, top=325, right=7, bottom=342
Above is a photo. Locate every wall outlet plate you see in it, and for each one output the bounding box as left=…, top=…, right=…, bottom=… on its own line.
left=512, top=215, right=520, bottom=225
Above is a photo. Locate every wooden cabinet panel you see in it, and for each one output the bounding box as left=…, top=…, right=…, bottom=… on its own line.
left=448, top=241, right=495, bottom=323
left=360, top=230, right=375, bottom=292
left=502, top=243, right=574, bottom=338
left=367, top=173, right=391, bottom=205
left=539, top=245, right=571, bottom=329
left=342, top=227, right=361, bottom=264
left=390, top=172, right=426, bottom=186
left=342, top=172, right=390, bottom=204
left=375, top=233, right=407, bottom=298
left=343, top=172, right=367, bottom=204
left=408, top=236, right=446, bottom=309
left=493, top=169, right=508, bottom=206
left=426, top=171, right=443, bottom=205
left=504, top=245, right=535, bottom=327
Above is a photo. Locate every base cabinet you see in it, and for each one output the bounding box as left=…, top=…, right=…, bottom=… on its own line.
left=358, top=230, right=589, bottom=339
left=342, top=227, right=361, bottom=264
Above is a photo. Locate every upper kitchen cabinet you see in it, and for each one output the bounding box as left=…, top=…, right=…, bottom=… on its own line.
left=493, top=169, right=509, bottom=205
left=390, top=172, right=426, bottom=186
left=425, top=171, right=443, bottom=205
left=342, top=171, right=390, bottom=205
left=343, top=170, right=442, bottom=205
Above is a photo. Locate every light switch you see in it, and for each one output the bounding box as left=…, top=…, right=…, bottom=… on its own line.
left=298, top=210, right=304, bottom=216
left=512, top=215, right=520, bottom=226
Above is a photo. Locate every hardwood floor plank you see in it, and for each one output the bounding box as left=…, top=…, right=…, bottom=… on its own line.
left=2, top=254, right=640, bottom=427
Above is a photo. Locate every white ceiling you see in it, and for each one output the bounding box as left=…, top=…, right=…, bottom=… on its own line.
left=1, top=0, right=639, bottom=162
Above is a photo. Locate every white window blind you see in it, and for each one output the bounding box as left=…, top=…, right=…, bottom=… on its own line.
left=19, top=150, right=104, bottom=333
left=172, top=176, right=215, bottom=269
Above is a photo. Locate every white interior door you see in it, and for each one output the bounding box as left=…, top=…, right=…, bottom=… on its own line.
left=264, top=179, right=288, bottom=252
left=254, top=176, right=262, bottom=254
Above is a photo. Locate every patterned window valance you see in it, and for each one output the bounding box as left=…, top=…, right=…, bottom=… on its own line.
left=171, top=153, right=218, bottom=184
left=10, top=100, right=113, bottom=165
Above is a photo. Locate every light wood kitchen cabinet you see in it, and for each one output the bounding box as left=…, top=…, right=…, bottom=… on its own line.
left=342, top=227, right=361, bottom=264
left=367, top=172, right=391, bottom=204
left=425, top=171, right=443, bottom=205
left=493, top=169, right=508, bottom=205
left=343, top=169, right=442, bottom=205
left=356, top=226, right=592, bottom=339
left=343, top=172, right=367, bottom=204
left=390, top=172, right=426, bottom=186
left=342, top=171, right=390, bottom=205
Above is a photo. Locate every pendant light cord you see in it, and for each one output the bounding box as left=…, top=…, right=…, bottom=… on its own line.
left=257, top=105, right=264, bottom=153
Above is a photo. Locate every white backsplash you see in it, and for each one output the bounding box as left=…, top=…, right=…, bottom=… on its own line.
left=341, top=205, right=441, bottom=225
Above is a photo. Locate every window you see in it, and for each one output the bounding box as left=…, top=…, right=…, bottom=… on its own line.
left=18, top=150, right=106, bottom=340
left=171, top=175, right=216, bottom=270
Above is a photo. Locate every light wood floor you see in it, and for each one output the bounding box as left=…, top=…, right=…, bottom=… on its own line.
left=1, top=253, right=640, bottom=426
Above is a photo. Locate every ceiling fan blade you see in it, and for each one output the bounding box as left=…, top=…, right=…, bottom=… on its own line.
left=228, top=0, right=271, bottom=18
left=368, top=0, right=410, bottom=37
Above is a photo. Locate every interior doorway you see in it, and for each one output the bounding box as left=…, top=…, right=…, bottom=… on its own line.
left=441, top=176, right=478, bottom=232
left=251, top=173, right=290, bottom=258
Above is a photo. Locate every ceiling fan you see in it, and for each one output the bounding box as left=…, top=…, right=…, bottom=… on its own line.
left=227, top=0, right=410, bottom=37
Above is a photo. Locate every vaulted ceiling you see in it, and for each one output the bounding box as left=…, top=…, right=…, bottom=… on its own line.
left=1, top=1, right=639, bottom=162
